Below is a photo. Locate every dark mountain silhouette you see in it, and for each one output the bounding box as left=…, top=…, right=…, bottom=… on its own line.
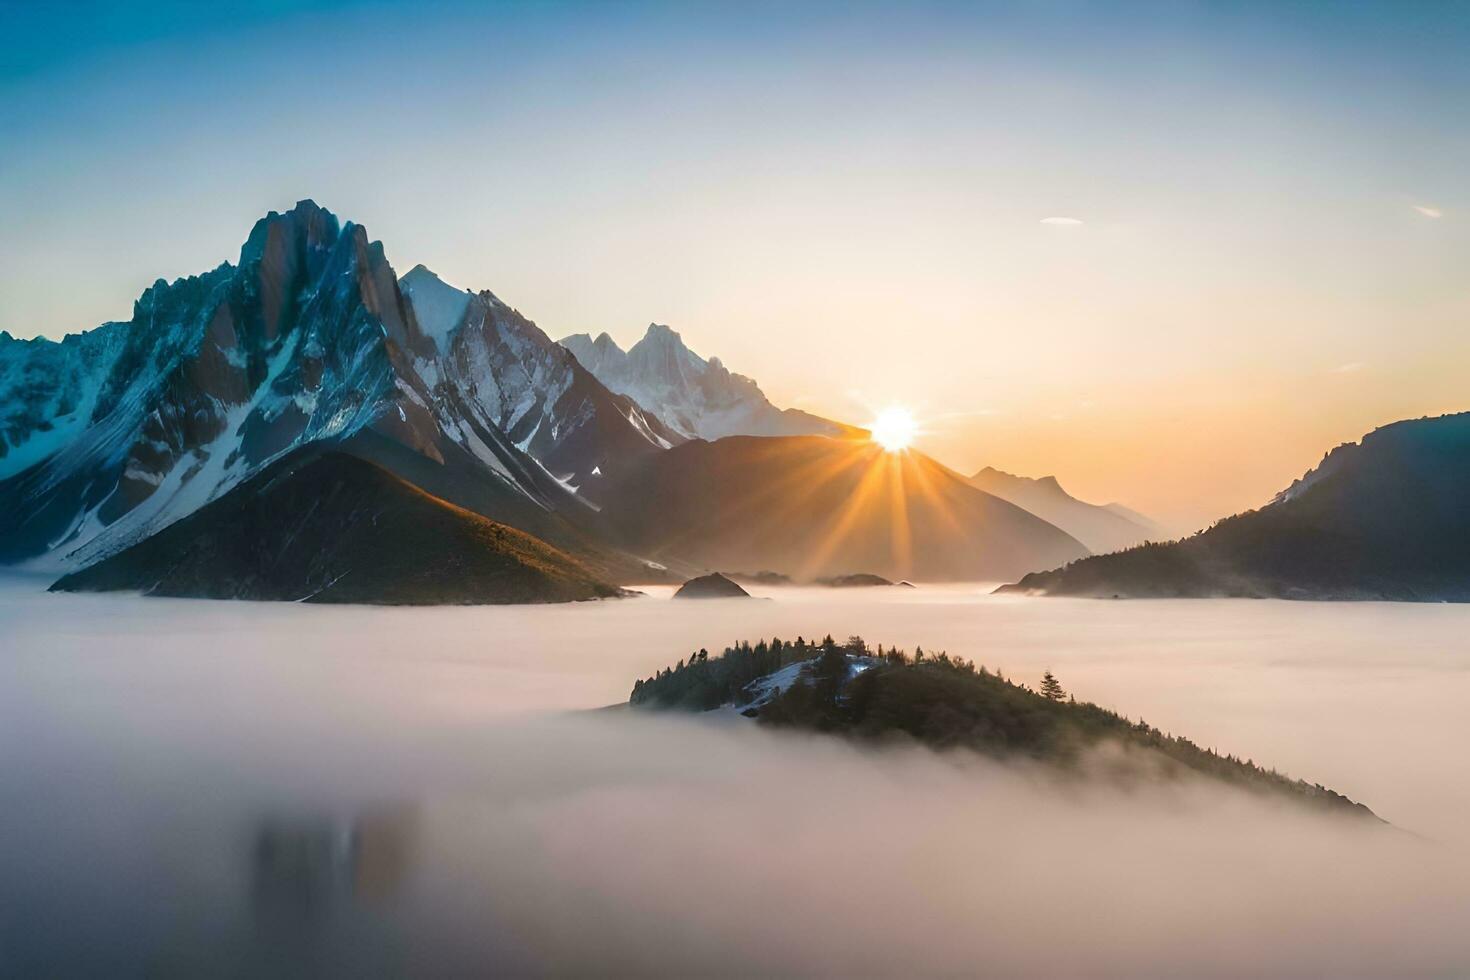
left=725, top=570, right=793, bottom=586
left=817, top=573, right=894, bottom=587
left=673, top=572, right=750, bottom=599
left=1000, top=413, right=1470, bottom=600
left=596, top=435, right=1089, bottom=582
left=969, top=466, right=1158, bottom=554
left=51, top=450, right=620, bottom=604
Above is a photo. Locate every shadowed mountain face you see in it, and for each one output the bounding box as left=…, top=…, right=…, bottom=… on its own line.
left=969, top=467, right=1158, bottom=554
left=559, top=324, right=852, bottom=442
left=1001, top=413, right=1470, bottom=601
left=52, top=451, right=619, bottom=605
left=597, top=435, right=1089, bottom=582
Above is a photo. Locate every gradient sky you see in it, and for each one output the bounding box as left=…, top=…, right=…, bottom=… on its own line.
left=3, top=0, right=1467, bottom=530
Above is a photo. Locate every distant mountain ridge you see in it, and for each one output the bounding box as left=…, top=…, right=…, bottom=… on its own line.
left=969, top=466, right=1158, bottom=554
left=1000, top=413, right=1470, bottom=601
left=559, top=324, right=851, bottom=442
left=596, top=435, right=1089, bottom=582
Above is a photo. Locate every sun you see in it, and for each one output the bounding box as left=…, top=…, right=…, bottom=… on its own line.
left=870, top=406, right=918, bottom=453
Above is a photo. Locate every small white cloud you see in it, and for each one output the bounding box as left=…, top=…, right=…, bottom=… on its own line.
left=1330, top=362, right=1363, bottom=374
left=1040, top=216, right=1084, bottom=226
left=1412, top=205, right=1443, bottom=219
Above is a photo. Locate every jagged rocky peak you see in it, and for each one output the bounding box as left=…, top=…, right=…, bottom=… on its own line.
left=0, top=320, right=132, bottom=480
left=628, top=322, right=706, bottom=385
left=398, top=264, right=473, bottom=351
left=239, top=199, right=342, bottom=267
left=0, top=199, right=457, bottom=567
left=1, top=199, right=679, bottom=576
left=639, top=322, right=688, bottom=347
left=559, top=322, right=846, bottom=442
left=395, top=264, right=683, bottom=487
left=558, top=331, right=627, bottom=377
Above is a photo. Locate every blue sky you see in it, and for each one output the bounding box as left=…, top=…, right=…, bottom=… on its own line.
left=2, top=0, right=1467, bottom=524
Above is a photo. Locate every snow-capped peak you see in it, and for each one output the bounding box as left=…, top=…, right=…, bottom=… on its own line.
left=399, top=264, right=473, bottom=353
left=559, top=323, right=845, bottom=442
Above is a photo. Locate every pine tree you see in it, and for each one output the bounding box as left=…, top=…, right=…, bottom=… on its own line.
left=1040, top=670, right=1066, bottom=702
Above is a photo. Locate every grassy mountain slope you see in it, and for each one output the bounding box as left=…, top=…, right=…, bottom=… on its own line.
left=52, top=449, right=620, bottom=605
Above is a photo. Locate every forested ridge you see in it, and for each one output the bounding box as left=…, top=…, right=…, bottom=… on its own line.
left=631, top=636, right=1377, bottom=818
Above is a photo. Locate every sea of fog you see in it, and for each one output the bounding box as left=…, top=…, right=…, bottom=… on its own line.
left=3, top=575, right=1469, bottom=976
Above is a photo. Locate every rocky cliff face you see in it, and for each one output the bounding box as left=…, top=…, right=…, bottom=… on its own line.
left=0, top=323, right=129, bottom=480
left=0, top=201, right=611, bottom=570
left=560, top=324, right=850, bottom=442
left=401, top=266, right=683, bottom=490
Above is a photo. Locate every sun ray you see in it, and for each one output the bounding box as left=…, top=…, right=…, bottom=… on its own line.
left=799, top=445, right=894, bottom=580
left=886, top=451, right=913, bottom=579
left=647, top=439, right=876, bottom=565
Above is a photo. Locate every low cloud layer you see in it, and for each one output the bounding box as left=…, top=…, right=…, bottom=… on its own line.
left=4, top=582, right=1469, bottom=975
left=5, top=705, right=1468, bottom=976
left=396, top=713, right=1468, bottom=976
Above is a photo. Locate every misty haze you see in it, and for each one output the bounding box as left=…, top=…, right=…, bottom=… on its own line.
left=4, top=580, right=1468, bottom=975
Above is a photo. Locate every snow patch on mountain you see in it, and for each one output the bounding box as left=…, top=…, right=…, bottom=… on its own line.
left=400, top=266, right=683, bottom=485
left=0, top=325, right=128, bottom=480
left=0, top=203, right=595, bottom=569
left=560, top=324, right=847, bottom=441
left=399, top=264, right=472, bottom=352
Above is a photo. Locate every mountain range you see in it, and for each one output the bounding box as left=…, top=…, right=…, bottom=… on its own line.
left=968, top=466, right=1161, bottom=554
left=1, top=200, right=1096, bottom=602
left=1000, top=413, right=1470, bottom=601
left=8, top=200, right=1464, bottom=605
left=559, top=326, right=852, bottom=442
left=397, top=265, right=684, bottom=488
left=0, top=201, right=650, bottom=583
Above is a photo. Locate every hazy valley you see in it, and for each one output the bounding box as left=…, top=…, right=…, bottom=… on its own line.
left=5, top=579, right=1470, bottom=975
